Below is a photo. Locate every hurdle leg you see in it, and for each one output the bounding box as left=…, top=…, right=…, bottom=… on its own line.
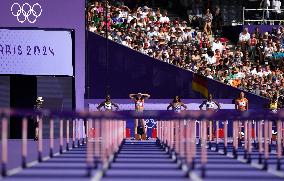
left=66, top=120, right=70, bottom=151
left=22, top=118, right=28, bottom=168
left=233, top=121, right=238, bottom=159
left=263, top=121, right=269, bottom=170
left=201, top=120, right=207, bottom=178
left=277, top=120, right=282, bottom=170
left=216, top=121, right=219, bottom=152
left=38, top=116, right=43, bottom=162
left=247, top=121, right=252, bottom=163
left=224, top=120, right=228, bottom=155
left=60, top=119, right=63, bottom=154
left=1, top=117, right=8, bottom=177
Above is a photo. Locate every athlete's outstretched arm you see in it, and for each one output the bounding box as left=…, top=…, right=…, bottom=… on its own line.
left=199, top=101, right=206, bottom=110
left=129, top=94, right=137, bottom=99
left=234, top=100, right=238, bottom=110
left=142, top=94, right=150, bottom=99
left=214, top=101, right=221, bottom=110
left=167, top=103, right=173, bottom=110
left=112, top=102, right=119, bottom=110
left=181, top=103, right=188, bottom=110
left=97, top=101, right=105, bottom=111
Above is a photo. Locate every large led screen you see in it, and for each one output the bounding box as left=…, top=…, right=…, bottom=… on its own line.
left=0, top=28, right=73, bottom=76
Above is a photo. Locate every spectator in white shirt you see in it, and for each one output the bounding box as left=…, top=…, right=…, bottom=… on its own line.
left=159, top=11, right=170, bottom=24
left=239, top=28, right=251, bottom=51
left=205, top=51, right=216, bottom=64
left=212, top=38, right=223, bottom=52
left=147, top=26, right=158, bottom=38
left=263, top=64, right=272, bottom=76
left=272, top=0, right=282, bottom=24
left=239, top=28, right=251, bottom=42
left=264, top=43, right=274, bottom=57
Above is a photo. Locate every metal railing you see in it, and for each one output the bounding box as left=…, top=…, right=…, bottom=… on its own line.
left=242, top=7, right=284, bottom=25
left=0, top=109, right=283, bottom=179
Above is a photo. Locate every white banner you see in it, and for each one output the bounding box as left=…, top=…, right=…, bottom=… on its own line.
left=0, top=29, right=73, bottom=76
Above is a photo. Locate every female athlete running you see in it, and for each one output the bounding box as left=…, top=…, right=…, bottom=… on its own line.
left=129, top=93, right=150, bottom=140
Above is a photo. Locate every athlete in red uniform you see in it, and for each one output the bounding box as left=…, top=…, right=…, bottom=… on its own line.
left=235, top=92, right=248, bottom=111
left=234, top=92, right=249, bottom=158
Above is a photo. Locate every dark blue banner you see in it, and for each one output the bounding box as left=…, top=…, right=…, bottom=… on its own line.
left=86, top=32, right=268, bottom=108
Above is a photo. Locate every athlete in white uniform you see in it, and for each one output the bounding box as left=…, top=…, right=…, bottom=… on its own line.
left=199, top=93, right=220, bottom=150
left=97, top=95, right=119, bottom=111
left=167, top=96, right=187, bottom=113
left=129, top=93, right=150, bottom=140
left=199, top=93, right=220, bottom=111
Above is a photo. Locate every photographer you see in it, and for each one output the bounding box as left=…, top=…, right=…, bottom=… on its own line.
left=34, top=97, right=44, bottom=141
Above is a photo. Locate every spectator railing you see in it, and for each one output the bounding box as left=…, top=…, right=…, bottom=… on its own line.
left=242, top=7, right=284, bottom=25
left=0, top=109, right=283, bottom=178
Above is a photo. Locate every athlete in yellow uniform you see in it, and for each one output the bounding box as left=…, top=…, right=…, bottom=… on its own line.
left=129, top=93, right=150, bottom=140
left=268, top=95, right=281, bottom=113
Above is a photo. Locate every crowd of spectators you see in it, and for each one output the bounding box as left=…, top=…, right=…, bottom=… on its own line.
left=87, top=0, right=284, bottom=101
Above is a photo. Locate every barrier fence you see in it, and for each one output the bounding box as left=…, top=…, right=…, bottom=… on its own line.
left=243, top=7, right=284, bottom=25
left=0, top=109, right=283, bottom=179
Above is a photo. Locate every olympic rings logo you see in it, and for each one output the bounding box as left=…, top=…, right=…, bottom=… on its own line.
left=145, top=119, right=157, bottom=129
left=11, top=3, right=42, bottom=24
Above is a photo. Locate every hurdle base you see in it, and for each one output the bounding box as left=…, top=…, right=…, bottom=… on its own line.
left=238, top=138, right=241, bottom=146
left=191, top=158, right=195, bottom=170
left=208, top=142, right=212, bottom=149
left=38, top=152, right=42, bottom=162
left=60, top=146, right=63, bottom=154
left=223, top=147, right=227, bottom=155
left=233, top=148, right=237, bottom=159
left=253, top=141, right=257, bottom=149
left=247, top=154, right=251, bottom=164
left=86, top=166, right=92, bottom=177
left=258, top=154, right=262, bottom=164
left=1, top=163, right=7, bottom=177
left=262, top=159, right=268, bottom=170
left=155, top=138, right=161, bottom=146
left=268, top=144, right=271, bottom=153
left=201, top=165, right=206, bottom=178
left=215, top=144, right=219, bottom=152
left=22, top=156, right=27, bottom=168
left=244, top=150, right=247, bottom=159
left=50, top=149, right=54, bottom=158
left=277, top=159, right=281, bottom=170
left=94, top=159, right=98, bottom=169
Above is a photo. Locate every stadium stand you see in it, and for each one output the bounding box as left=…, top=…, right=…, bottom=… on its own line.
left=87, top=0, right=284, bottom=103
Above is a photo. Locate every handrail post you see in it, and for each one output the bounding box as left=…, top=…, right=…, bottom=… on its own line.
left=242, top=6, right=245, bottom=25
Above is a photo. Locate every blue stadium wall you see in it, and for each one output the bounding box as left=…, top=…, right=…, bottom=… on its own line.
left=86, top=32, right=268, bottom=108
